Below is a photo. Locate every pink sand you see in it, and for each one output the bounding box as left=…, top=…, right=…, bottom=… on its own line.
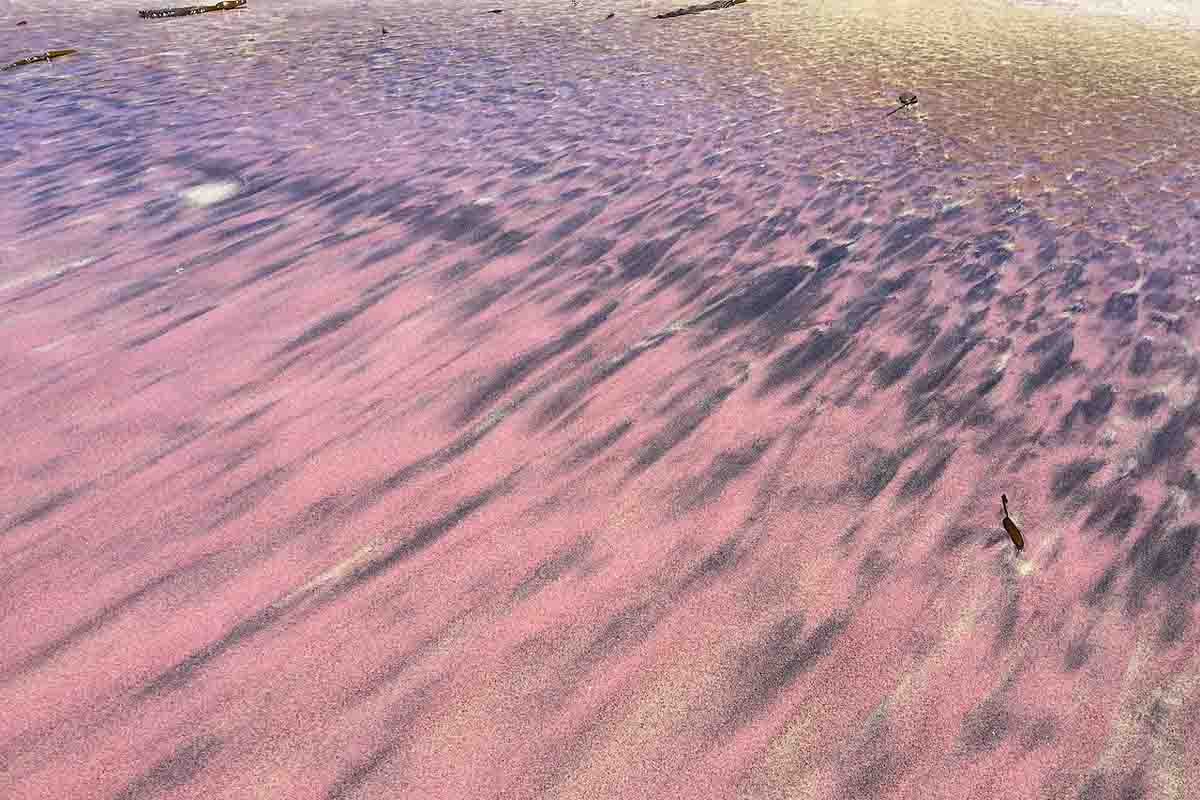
left=2, top=1, right=1199, bottom=798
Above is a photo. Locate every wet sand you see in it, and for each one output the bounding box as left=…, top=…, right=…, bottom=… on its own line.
left=2, top=1, right=1199, bottom=798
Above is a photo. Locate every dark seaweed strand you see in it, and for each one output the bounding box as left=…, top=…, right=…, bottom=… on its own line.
left=139, top=0, right=246, bottom=19
left=653, top=0, right=746, bottom=20
left=2, top=50, right=77, bottom=72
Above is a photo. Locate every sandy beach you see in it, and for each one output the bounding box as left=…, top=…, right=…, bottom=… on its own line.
left=2, top=1, right=1198, bottom=798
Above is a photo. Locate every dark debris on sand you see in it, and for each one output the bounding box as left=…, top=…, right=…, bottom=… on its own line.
left=138, top=0, right=246, bottom=19
left=654, top=0, right=747, bottom=20
left=2, top=49, right=77, bottom=71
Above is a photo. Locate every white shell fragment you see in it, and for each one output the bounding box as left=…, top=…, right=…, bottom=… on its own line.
left=179, top=181, right=241, bottom=208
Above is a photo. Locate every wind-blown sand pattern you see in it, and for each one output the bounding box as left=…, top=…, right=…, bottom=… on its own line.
left=2, top=0, right=1199, bottom=798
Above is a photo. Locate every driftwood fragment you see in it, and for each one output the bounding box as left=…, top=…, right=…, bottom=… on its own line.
left=653, top=0, right=745, bottom=19
left=138, top=0, right=246, bottom=19
left=2, top=49, right=78, bottom=72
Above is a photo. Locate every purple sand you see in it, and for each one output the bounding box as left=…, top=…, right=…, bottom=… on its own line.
left=2, top=1, right=1199, bottom=798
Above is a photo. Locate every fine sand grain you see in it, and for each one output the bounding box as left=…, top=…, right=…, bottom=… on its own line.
left=1, top=1, right=1198, bottom=799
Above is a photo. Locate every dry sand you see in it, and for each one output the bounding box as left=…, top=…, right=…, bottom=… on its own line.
left=1, top=1, right=1199, bottom=798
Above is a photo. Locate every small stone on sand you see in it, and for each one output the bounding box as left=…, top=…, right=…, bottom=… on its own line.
left=180, top=181, right=241, bottom=208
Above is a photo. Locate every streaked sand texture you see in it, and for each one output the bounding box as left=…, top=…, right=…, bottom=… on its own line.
left=2, top=1, right=1199, bottom=798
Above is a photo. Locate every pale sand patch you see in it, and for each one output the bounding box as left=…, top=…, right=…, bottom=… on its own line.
left=551, top=663, right=723, bottom=800
left=756, top=581, right=989, bottom=796
left=0, top=256, right=98, bottom=294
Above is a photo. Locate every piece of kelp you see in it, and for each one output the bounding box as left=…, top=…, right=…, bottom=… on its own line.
left=139, top=0, right=246, bottom=19
left=1001, top=493, right=1025, bottom=552
left=654, top=0, right=746, bottom=19
left=2, top=49, right=77, bottom=71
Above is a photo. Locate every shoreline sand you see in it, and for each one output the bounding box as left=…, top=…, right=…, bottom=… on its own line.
left=2, top=2, right=1198, bottom=799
